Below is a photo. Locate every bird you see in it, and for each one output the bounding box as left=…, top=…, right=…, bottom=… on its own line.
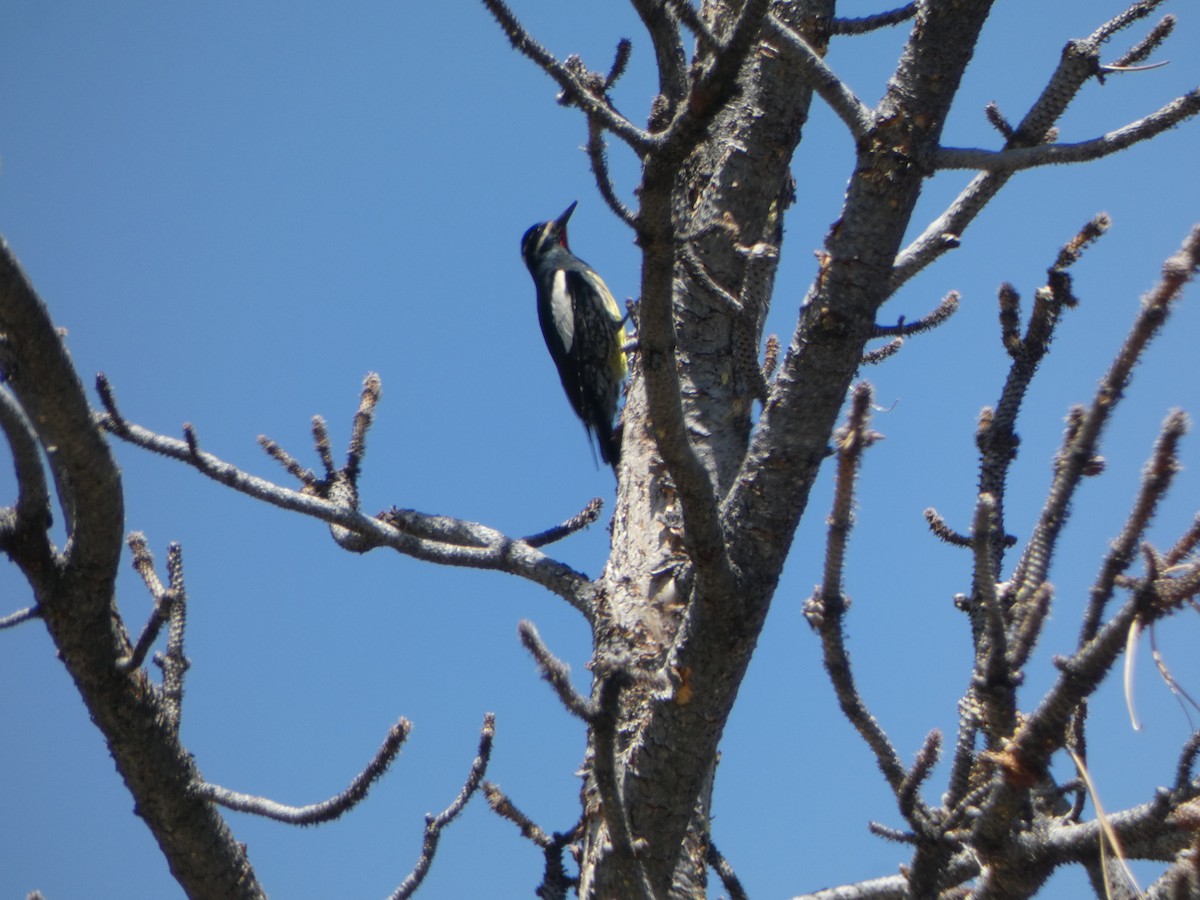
left=521, top=201, right=627, bottom=473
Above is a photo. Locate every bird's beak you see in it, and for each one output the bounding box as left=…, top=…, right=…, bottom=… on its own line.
left=555, top=201, right=578, bottom=230
left=553, top=201, right=578, bottom=246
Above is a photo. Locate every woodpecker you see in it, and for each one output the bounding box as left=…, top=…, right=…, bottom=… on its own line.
left=521, top=201, right=627, bottom=473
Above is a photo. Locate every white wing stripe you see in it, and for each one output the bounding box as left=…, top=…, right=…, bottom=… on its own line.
left=551, top=270, right=575, bottom=353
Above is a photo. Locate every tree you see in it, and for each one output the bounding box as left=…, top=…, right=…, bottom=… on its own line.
left=1, top=1, right=1199, bottom=897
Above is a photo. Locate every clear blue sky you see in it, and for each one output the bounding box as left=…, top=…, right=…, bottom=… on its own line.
left=1, top=3, right=1198, bottom=897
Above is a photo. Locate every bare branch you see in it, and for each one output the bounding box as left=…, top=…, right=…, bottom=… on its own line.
left=391, top=714, right=496, bottom=900
left=705, top=839, right=748, bottom=900
left=1079, top=409, right=1188, bottom=647
left=345, top=372, right=380, bottom=488
left=630, top=0, right=689, bottom=103
left=483, top=781, right=553, bottom=848
left=1164, top=514, right=1200, bottom=567
left=892, top=0, right=1179, bottom=288
left=831, top=4, right=917, bottom=35
left=1011, top=225, right=1200, bottom=604
left=0, top=605, right=39, bottom=629
left=871, top=291, right=960, bottom=338
left=664, top=0, right=718, bottom=54
left=659, top=0, right=770, bottom=153
left=522, top=497, right=604, bottom=547
left=1008, top=582, right=1054, bottom=672
left=589, top=670, right=658, bottom=900
left=971, top=493, right=1017, bottom=743
left=0, top=385, right=50, bottom=533
left=1110, top=13, right=1174, bottom=69
left=860, top=338, right=903, bottom=366
left=116, top=534, right=178, bottom=674
left=980, top=216, right=1110, bottom=581
left=156, top=543, right=189, bottom=733
left=95, top=389, right=597, bottom=616
left=586, top=118, right=638, bottom=228
left=985, top=102, right=1015, bottom=141
left=804, top=385, right=909, bottom=795
left=924, top=508, right=973, bottom=548
left=195, top=718, right=411, bottom=825
left=480, top=0, right=654, bottom=152
left=518, top=619, right=596, bottom=721
left=766, top=16, right=874, bottom=141
left=897, top=730, right=942, bottom=824
left=935, top=89, right=1200, bottom=172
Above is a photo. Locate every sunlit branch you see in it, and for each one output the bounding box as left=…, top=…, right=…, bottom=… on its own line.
left=804, top=385, right=911, bottom=798
left=1078, top=410, right=1188, bottom=648
left=892, top=0, right=1177, bottom=289
left=518, top=619, right=596, bottom=721
left=391, top=714, right=495, bottom=900
left=1010, top=226, right=1200, bottom=603
left=0, top=605, right=40, bottom=629
left=116, top=534, right=179, bottom=674
left=479, top=0, right=654, bottom=153
left=766, top=16, right=874, bottom=140
left=96, top=378, right=597, bottom=617
left=935, top=90, right=1200, bottom=172
left=196, top=718, right=411, bottom=825
left=522, top=497, right=604, bottom=547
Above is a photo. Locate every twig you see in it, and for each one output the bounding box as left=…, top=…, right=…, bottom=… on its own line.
left=391, top=713, right=496, bottom=900
left=831, top=4, right=917, bottom=35
left=116, top=534, right=178, bottom=674
left=985, top=102, right=1015, bottom=141
left=924, top=508, right=973, bottom=548
left=196, top=718, right=411, bottom=825
left=871, top=292, right=960, bottom=338
left=522, top=497, right=604, bottom=547
left=1078, top=409, right=1188, bottom=648
left=971, top=493, right=1017, bottom=743
left=0, top=385, right=50, bottom=531
left=94, top=379, right=597, bottom=616
left=483, top=781, right=552, bottom=848
left=1110, top=13, right=1174, bottom=69
left=766, top=15, right=874, bottom=141
left=155, top=543, right=189, bottom=732
left=705, top=839, right=749, bottom=900
left=518, top=619, right=596, bottom=721
left=1010, top=226, right=1200, bottom=605
left=934, top=90, right=1200, bottom=172
left=344, top=372, right=381, bottom=488
left=803, top=385, right=909, bottom=794
left=664, top=0, right=718, bottom=53
left=0, top=606, right=39, bottom=629
left=861, top=338, right=903, bottom=366
left=586, top=118, right=638, bottom=228
left=480, top=0, right=654, bottom=153
left=892, top=0, right=1179, bottom=289
left=761, top=333, right=780, bottom=385
left=898, top=730, right=943, bottom=824
left=980, top=216, right=1109, bottom=586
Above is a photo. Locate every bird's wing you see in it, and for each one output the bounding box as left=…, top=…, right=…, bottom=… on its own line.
left=549, top=269, right=576, bottom=353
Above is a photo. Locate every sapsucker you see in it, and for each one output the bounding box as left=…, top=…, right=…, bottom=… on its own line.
left=521, top=201, right=627, bottom=473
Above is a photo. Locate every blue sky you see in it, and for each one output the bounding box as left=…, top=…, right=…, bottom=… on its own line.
left=1, top=2, right=1198, bottom=897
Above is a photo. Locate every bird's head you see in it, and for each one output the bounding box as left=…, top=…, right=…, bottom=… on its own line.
left=521, top=201, right=577, bottom=270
